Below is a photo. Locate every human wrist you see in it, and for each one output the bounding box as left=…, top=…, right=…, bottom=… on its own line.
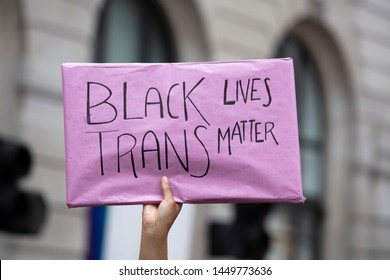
left=141, top=225, right=169, bottom=240
left=140, top=228, right=168, bottom=260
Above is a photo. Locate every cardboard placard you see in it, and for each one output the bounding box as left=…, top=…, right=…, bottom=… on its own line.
left=62, top=59, right=304, bottom=207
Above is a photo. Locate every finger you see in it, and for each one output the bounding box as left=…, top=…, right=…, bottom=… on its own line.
left=143, top=204, right=156, bottom=214
left=161, top=176, right=174, bottom=201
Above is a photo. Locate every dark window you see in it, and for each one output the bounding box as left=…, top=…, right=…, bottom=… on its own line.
left=271, top=35, right=325, bottom=259
left=96, top=0, right=176, bottom=63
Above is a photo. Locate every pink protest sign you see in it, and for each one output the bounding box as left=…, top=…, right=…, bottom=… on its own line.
left=62, top=59, right=304, bottom=207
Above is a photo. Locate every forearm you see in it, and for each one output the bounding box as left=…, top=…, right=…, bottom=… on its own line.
left=139, top=230, right=168, bottom=260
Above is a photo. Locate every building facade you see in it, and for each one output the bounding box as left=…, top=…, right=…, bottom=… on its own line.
left=0, top=0, right=389, bottom=259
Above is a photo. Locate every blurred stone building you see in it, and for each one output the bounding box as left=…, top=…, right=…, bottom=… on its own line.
left=0, top=0, right=389, bottom=259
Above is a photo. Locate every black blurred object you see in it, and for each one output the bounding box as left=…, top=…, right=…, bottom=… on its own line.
left=0, top=137, right=46, bottom=234
left=210, top=204, right=272, bottom=259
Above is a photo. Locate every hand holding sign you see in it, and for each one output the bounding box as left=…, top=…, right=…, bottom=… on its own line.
left=141, top=176, right=182, bottom=237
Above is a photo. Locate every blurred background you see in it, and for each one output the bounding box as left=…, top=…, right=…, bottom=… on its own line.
left=0, top=0, right=389, bottom=259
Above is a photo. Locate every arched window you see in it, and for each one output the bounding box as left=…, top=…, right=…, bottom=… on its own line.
left=89, top=0, right=176, bottom=259
left=279, top=35, right=325, bottom=203
left=96, top=0, right=176, bottom=63
left=267, top=34, right=325, bottom=259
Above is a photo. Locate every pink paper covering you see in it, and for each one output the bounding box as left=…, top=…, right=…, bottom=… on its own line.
left=62, top=59, right=304, bottom=207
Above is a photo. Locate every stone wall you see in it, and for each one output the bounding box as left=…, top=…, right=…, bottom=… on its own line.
left=1, top=0, right=389, bottom=259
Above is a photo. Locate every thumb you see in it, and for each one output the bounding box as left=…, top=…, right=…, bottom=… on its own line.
left=161, top=176, right=174, bottom=202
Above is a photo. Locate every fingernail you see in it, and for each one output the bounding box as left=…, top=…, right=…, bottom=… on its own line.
left=162, top=176, right=169, bottom=185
